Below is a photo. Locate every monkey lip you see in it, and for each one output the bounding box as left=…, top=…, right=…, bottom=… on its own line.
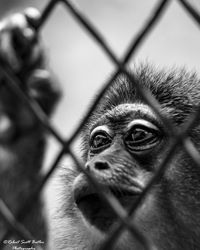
left=73, top=179, right=142, bottom=232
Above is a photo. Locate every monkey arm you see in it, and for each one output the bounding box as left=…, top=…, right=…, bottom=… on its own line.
left=0, top=8, right=61, bottom=117
left=0, top=9, right=61, bottom=244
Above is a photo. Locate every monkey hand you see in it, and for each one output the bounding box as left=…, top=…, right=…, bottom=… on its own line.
left=0, top=8, right=61, bottom=116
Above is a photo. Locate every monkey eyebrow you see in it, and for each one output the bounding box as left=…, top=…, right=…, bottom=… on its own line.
left=101, top=103, right=157, bottom=119
left=91, top=103, right=167, bottom=132
left=117, top=103, right=157, bottom=118
left=90, top=125, right=111, bottom=137
left=127, top=119, right=159, bottom=130
left=107, top=103, right=159, bottom=123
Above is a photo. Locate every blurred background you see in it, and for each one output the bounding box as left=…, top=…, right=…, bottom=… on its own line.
left=1, top=0, right=200, bottom=214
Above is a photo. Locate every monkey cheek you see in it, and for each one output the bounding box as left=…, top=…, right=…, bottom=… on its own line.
left=72, top=174, right=117, bottom=232
left=77, top=194, right=117, bottom=232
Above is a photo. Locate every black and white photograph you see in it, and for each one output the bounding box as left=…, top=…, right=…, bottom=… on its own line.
left=0, top=0, right=199, bottom=249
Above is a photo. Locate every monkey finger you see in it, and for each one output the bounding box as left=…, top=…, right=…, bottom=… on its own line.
left=27, top=69, right=61, bottom=115
left=8, top=12, right=33, bottom=42
left=10, top=12, right=43, bottom=70
left=24, top=7, right=41, bottom=30
left=10, top=15, right=36, bottom=59
left=0, top=11, right=44, bottom=74
left=0, top=14, right=25, bottom=69
left=0, top=113, right=15, bottom=143
left=0, top=13, right=34, bottom=71
left=0, top=29, right=21, bottom=71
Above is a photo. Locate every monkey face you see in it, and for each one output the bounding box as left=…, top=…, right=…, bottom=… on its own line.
left=73, top=103, right=165, bottom=233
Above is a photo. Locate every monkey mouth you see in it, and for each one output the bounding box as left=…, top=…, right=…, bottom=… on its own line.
left=73, top=178, right=142, bottom=232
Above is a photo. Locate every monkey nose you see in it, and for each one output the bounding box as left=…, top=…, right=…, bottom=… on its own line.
left=86, top=161, right=110, bottom=172
left=95, top=161, right=110, bottom=171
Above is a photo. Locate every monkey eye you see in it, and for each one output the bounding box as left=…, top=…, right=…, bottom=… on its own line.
left=125, top=121, right=162, bottom=152
left=90, top=131, right=112, bottom=151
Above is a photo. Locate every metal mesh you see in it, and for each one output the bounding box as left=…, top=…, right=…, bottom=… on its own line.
left=0, top=0, right=199, bottom=249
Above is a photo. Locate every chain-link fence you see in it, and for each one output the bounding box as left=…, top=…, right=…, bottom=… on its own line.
left=0, top=0, right=199, bottom=249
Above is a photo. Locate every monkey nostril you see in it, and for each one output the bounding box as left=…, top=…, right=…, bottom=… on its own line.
left=94, top=161, right=110, bottom=171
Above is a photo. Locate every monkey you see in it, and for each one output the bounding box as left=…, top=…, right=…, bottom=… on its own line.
left=49, top=65, right=200, bottom=250
left=0, top=8, right=60, bottom=248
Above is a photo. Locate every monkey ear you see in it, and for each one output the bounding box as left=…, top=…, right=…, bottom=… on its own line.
left=27, top=69, right=62, bottom=116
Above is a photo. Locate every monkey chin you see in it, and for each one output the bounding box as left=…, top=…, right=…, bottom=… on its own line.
left=73, top=174, right=140, bottom=233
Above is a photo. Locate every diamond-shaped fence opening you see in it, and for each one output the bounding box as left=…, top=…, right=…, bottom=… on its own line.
left=0, top=0, right=199, bottom=249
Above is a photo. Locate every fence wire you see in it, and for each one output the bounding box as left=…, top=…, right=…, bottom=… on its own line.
left=0, top=0, right=199, bottom=249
